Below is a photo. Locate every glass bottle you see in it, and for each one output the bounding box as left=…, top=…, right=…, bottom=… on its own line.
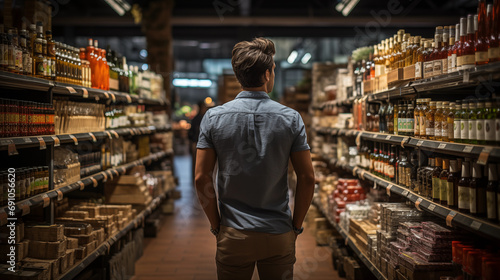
left=496, top=100, right=500, bottom=145
left=454, top=101, right=462, bottom=143
left=441, top=101, right=450, bottom=142
left=440, top=158, right=450, bottom=205
left=20, top=29, right=30, bottom=76
left=0, top=24, right=7, bottom=71
left=415, top=39, right=426, bottom=79
left=447, top=102, right=455, bottom=142
left=426, top=101, right=436, bottom=140
left=485, top=101, right=496, bottom=145
left=420, top=98, right=429, bottom=138
left=432, top=26, right=444, bottom=76
left=458, top=160, right=471, bottom=213
left=387, top=102, right=394, bottom=134
left=470, top=162, right=486, bottom=216
left=369, top=144, right=376, bottom=174
left=388, top=145, right=396, bottom=183
left=33, top=25, right=44, bottom=78
left=435, top=102, right=444, bottom=141
left=457, top=18, right=467, bottom=70
left=398, top=151, right=408, bottom=187
left=414, top=99, right=421, bottom=138
left=423, top=40, right=434, bottom=79
left=441, top=26, right=449, bottom=74
left=486, top=164, right=498, bottom=222
left=379, top=103, right=386, bottom=133
left=476, top=0, right=489, bottom=65
left=476, top=101, right=485, bottom=145
left=108, top=50, right=119, bottom=91
left=461, top=102, right=470, bottom=143
left=407, top=102, right=414, bottom=137
left=468, top=101, right=478, bottom=144
left=462, top=15, right=476, bottom=69
left=394, top=102, right=399, bottom=135
left=432, top=157, right=443, bottom=202
left=450, top=23, right=461, bottom=73
left=42, top=36, right=48, bottom=79
left=489, top=2, right=500, bottom=62
left=447, top=160, right=460, bottom=208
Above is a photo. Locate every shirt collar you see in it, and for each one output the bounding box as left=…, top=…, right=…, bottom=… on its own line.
left=235, top=91, right=270, bottom=99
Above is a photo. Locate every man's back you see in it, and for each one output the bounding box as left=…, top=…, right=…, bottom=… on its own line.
left=197, top=91, right=309, bottom=234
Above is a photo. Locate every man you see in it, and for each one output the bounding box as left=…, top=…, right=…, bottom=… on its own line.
left=188, top=100, right=209, bottom=180
left=195, top=37, right=315, bottom=280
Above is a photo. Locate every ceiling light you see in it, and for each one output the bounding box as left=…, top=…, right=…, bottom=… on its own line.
left=104, top=0, right=131, bottom=16
left=141, top=64, right=149, bottom=71
left=301, top=53, right=312, bottom=64
left=287, top=50, right=298, bottom=64
left=336, top=0, right=360, bottom=17
left=172, top=79, right=213, bottom=88
left=139, top=49, right=148, bottom=59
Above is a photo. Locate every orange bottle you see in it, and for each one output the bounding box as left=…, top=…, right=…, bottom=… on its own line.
left=86, top=39, right=96, bottom=88
left=101, top=49, right=109, bottom=90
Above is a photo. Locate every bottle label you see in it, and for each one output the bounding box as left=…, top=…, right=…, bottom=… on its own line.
left=420, top=115, right=426, bottom=136
left=496, top=118, right=500, bottom=142
left=487, top=191, right=497, bottom=220
left=109, top=78, right=119, bottom=91
left=461, top=120, right=469, bottom=140
left=488, top=47, right=500, bottom=60
left=447, top=181, right=455, bottom=206
left=462, top=55, right=475, bottom=67
left=405, top=167, right=411, bottom=187
left=469, top=188, right=477, bottom=214
left=441, top=58, right=448, bottom=74
left=469, top=119, right=477, bottom=140
left=485, top=119, right=495, bottom=141
left=441, top=122, right=448, bottom=139
left=435, top=121, right=442, bottom=137
left=477, top=120, right=484, bottom=141
left=423, top=61, right=434, bottom=78
left=35, top=60, right=44, bottom=76
left=415, top=62, right=422, bottom=78
left=458, top=186, right=469, bottom=210
left=408, top=118, right=414, bottom=132
left=48, top=44, right=56, bottom=57
left=432, top=177, right=440, bottom=200
left=414, top=113, right=420, bottom=134
left=433, top=60, right=442, bottom=76
left=448, top=119, right=454, bottom=140
left=454, top=120, right=461, bottom=139
left=22, top=54, right=30, bottom=74
left=440, top=179, right=447, bottom=201
left=426, top=118, right=434, bottom=136
left=42, top=59, right=47, bottom=76
left=457, top=55, right=463, bottom=67
left=388, top=166, right=395, bottom=178
left=451, top=54, right=457, bottom=72
left=475, top=51, right=489, bottom=63
left=16, top=49, right=22, bottom=71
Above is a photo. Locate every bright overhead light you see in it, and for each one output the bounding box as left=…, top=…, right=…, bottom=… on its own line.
left=104, top=0, right=131, bottom=16
left=139, top=49, right=148, bottom=59
left=141, top=64, right=149, bottom=71
left=287, top=50, right=298, bottom=64
left=172, top=79, right=213, bottom=88
left=301, top=53, right=312, bottom=64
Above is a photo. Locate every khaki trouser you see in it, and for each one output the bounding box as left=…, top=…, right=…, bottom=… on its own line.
left=216, top=226, right=296, bottom=280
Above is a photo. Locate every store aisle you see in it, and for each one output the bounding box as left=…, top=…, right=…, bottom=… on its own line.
left=133, top=155, right=339, bottom=280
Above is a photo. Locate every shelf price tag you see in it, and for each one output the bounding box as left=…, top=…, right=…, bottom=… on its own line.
left=103, top=92, right=110, bottom=99
left=110, top=93, right=116, bottom=103
left=41, top=193, right=50, bottom=208
left=470, top=220, right=482, bottom=230
left=51, top=136, right=60, bottom=147
left=111, top=130, right=119, bottom=138
left=386, top=184, right=393, bottom=196
left=428, top=204, right=436, bottom=212
left=463, top=71, right=470, bottom=83
left=352, top=166, right=359, bottom=177
left=120, top=167, right=127, bottom=174
left=385, top=135, right=391, bottom=140
left=36, top=137, right=46, bottom=150
left=446, top=211, right=457, bottom=227
left=415, top=198, right=423, bottom=211
left=69, top=135, right=78, bottom=145
left=20, top=202, right=30, bottom=216
left=401, top=190, right=409, bottom=197
left=112, top=169, right=119, bottom=177
left=104, top=242, right=111, bottom=254
left=463, top=146, right=474, bottom=153
left=66, top=86, right=76, bottom=94
left=105, top=131, right=112, bottom=139
left=88, top=132, right=97, bottom=142
left=102, top=172, right=108, bottom=182
left=416, top=140, right=424, bottom=147
left=126, top=95, right=132, bottom=103
left=56, top=190, right=63, bottom=201
left=438, top=143, right=447, bottom=149
left=477, top=147, right=493, bottom=165
left=77, top=181, right=85, bottom=190
left=91, top=177, right=98, bottom=188
left=82, top=88, right=89, bottom=98
left=23, top=137, right=32, bottom=143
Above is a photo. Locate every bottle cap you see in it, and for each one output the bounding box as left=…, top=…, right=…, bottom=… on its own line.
left=460, top=17, right=467, bottom=36
left=474, top=14, right=478, bottom=33
left=467, top=14, right=474, bottom=35
left=472, top=163, right=482, bottom=178
left=461, top=161, right=471, bottom=178
left=488, top=164, right=498, bottom=181
left=450, top=160, right=458, bottom=173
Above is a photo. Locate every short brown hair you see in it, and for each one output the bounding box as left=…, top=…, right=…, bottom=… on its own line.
left=231, top=38, right=275, bottom=88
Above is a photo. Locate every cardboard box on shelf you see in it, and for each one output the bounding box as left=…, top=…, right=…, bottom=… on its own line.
left=74, top=247, right=86, bottom=260
left=25, top=224, right=64, bottom=242
left=28, top=239, right=67, bottom=259
left=21, top=262, right=51, bottom=280
left=66, top=238, right=79, bottom=249
left=0, top=222, right=24, bottom=243
left=22, top=257, right=60, bottom=280
left=59, top=253, right=69, bottom=274
left=63, top=223, right=93, bottom=236
left=63, top=211, right=89, bottom=219
left=0, top=239, right=29, bottom=262
left=65, top=249, right=75, bottom=267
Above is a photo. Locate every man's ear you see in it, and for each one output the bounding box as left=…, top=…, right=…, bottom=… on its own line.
left=264, top=69, right=270, bottom=82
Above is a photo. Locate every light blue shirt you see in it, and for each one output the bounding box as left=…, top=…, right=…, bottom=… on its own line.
left=197, top=91, right=310, bottom=234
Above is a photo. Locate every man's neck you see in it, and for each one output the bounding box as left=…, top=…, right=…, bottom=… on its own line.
left=242, top=86, right=267, bottom=93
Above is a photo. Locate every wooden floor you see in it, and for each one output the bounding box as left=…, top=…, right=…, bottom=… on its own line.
left=133, top=156, right=341, bottom=280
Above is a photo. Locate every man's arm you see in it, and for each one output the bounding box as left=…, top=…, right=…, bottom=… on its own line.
left=290, top=150, right=315, bottom=231
left=195, top=148, right=220, bottom=230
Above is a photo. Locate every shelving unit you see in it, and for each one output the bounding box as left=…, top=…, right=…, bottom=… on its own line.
left=312, top=198, right=387, bottom=280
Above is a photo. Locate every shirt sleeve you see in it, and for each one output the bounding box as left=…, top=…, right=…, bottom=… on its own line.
left=291, top=112, right=310, bottom=153
left=196, top=111, right=214, bottom=149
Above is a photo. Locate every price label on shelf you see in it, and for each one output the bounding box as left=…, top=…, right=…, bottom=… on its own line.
left=104, top=92, right=110, bottom=99
left=66, top=86, right=76, bottom=94
left=407, top=193, right=413, bottom=200
left=438, top=143, right=447, bottom=149
left=36, top=137, right=46, bottom=150
left=51, top=136, right=60, bottom=147
left=401, top=190, right=409, bottom=197
left=477, top=147, right=493, bottom=165
left=446, top=211, right=457, bottom=227
left=126, top=95, right=132, bottom=103
left=78, top=181, right=85, bottom=190
left=23, top=137, right=32, bottom=143
left=416, top=140, right=424, bottom=147
left=41, top=193, right=50, bottom=208
left=105, top=131, right=112, bottom=139
left=345, top=236, right=349, bottom=246
left=463, top=146, right=474, bottom=153
left=373, top=181, right=377, bottom=189
left=385, top=135, right=391, bottom=140
left=428, top=204, right=436, bottom=212
left=110, top=93, right=116, bottom=103
left=8, top=143, right=18, bottom=156
left=88, top=132, right=97, bottom=142
left=112, top=169, right=119, bottom=177
left=111, top=130, right=119, bottom=138
left=104, top=242, right=111, bottom=254
left=56, top=190, right=63, bottom=201
left=463, top=71, right=470, bottom=83
left=69, top=135, right=78, bottom=146
left=352, top=167, right=359, bottom=177
left=470, top=220, right=482, bottom=230
left=102, top=172, right=108, bottom=182
left=91, top=177, right=98, bottom=188
left=120, top=167, right=127, bottom=174
left=386, top=184, right=393, bottom=196
left=82, top=88, right=89, bottom=98
left=415, top=198, right=423, bottom=211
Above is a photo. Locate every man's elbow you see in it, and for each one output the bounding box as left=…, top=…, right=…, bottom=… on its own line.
left=297, top=172, right=315, bottom=187
left=194, top=173, right=212, bottom=190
